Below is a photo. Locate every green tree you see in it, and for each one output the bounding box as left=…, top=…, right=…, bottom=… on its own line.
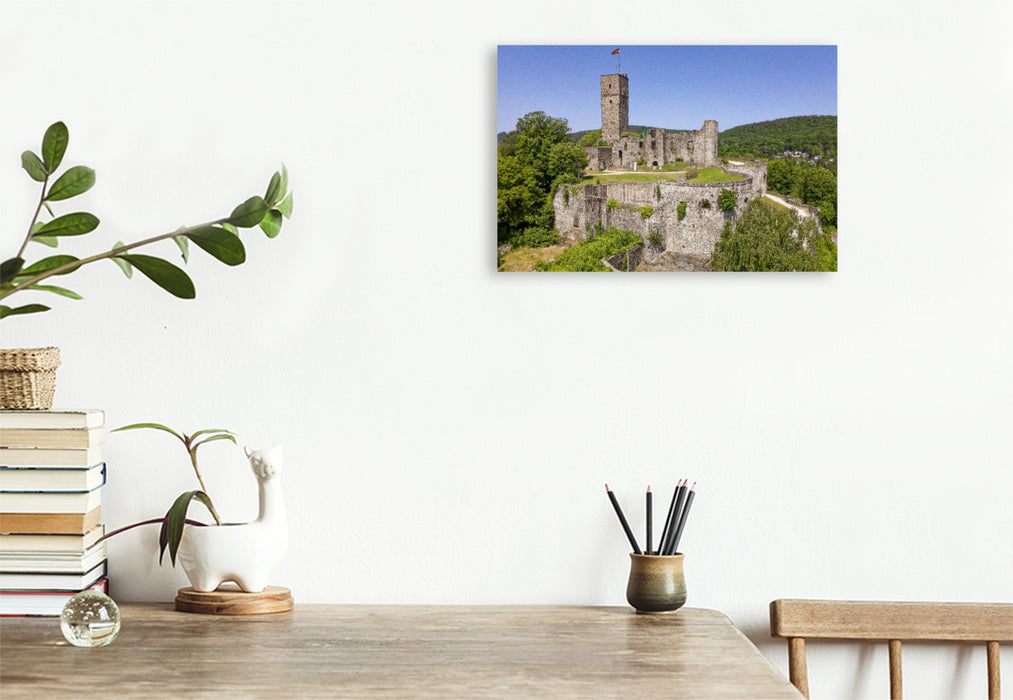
left=577, top=129, right=603, bottom=148
left=816, top=199, right=836, bottom=228
left=497, top=111, right=586, bottom=248
left=547, top=141, right=588, bottom=189
left=712, top=199, right=836, bottom=271
left=514, top=111, right=572, bottom=191
left=766, top=159, right=795, bottom=195
left=803, top=167, right=836, bottom=208
left=717, top=189, right=737, bottom=212
left=496, top=153, right=541, bottom=243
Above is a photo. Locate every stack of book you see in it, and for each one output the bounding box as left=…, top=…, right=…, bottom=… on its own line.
left=0, top=409, right=109, bottom=616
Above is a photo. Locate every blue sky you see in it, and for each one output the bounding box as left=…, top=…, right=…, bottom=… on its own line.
left=497, top=45, right=837, bottom=134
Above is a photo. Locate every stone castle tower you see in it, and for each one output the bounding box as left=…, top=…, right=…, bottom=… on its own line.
left=600, top=73, right=629, bottom=142
left=584, top=71, right=719, bottom=171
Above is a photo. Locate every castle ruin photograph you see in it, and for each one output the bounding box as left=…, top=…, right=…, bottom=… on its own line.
left=497, top=45, right=838, bottom=272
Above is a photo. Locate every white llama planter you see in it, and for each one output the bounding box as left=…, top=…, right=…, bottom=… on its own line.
left=177, top=445, right=288, bottom=593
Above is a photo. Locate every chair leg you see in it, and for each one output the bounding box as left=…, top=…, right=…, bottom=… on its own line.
left=888, top=639, right=903, bottom=700
left=986, top=641, right=1000, bottom=700
left=788, top=637, right=810, bottom=698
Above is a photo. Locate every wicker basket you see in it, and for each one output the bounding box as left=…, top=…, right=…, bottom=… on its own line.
left=0, top=347, right=61, bottom=409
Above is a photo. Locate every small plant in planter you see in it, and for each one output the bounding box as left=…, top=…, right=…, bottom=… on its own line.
left=102, top=422, right=288, bottom=594
left=100, top=423, right=234, bottom=564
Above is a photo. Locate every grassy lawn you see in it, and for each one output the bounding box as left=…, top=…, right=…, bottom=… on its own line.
left=580, top=166, right=744, bottom=185
left=685, top=167, right=745, bottom=183
left=498, top=244, right=569, bottom=271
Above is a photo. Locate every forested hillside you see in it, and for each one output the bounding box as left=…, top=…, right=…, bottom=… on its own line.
left=718, top=116, right=836, bottom=159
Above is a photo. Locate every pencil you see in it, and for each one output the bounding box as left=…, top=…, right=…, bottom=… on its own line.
left=646, top=486, right=653, bottom=555
left=605, top=484, right=641, bottom=554
left=662, top=480, right=688, bottom=555
left=670, top=482, right=696, bottom=555
left=658, top=479, right=683, bottom=554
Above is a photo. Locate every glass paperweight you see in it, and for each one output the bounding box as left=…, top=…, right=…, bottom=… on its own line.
left=60, top=590, right=121, bottom=647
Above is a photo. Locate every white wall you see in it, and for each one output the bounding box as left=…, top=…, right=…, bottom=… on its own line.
left=2, top=2, right=1011, bottom=697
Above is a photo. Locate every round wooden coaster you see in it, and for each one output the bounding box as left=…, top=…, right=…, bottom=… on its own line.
left=174, top=583, right=294, bottom=615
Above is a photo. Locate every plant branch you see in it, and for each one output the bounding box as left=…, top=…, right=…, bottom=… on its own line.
left=95, top=517, right=209, bottom=545
left=1, top=215, right=231, bottom=301
left=189, top=449, right=210, bottom=502
left=17, top=175, right=50, bottom=259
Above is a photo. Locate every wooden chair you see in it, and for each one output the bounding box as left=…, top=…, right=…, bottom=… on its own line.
left=769, top=599, right=1013, bottom=699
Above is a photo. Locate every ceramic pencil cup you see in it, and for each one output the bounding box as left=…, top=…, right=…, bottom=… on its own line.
left=626, top=553, right=687, bottom=613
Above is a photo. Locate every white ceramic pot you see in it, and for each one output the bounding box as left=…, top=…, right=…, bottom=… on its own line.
left=177, top=445, right=288, bottom=593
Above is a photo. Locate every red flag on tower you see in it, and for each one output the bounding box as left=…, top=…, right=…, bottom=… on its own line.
left=611, top=48, right=620, bottom=55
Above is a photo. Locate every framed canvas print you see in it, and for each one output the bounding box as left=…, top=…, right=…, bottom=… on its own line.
left=497, top=45, right=837, bottom=272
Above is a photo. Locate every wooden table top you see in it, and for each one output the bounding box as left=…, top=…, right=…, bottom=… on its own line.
left=1, top=604, right=802, bottom=698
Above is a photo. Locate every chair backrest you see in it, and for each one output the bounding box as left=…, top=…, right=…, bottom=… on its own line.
left=769, top=599, right=1013, bottom=699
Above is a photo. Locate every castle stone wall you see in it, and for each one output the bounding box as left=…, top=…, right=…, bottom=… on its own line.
left=553, top=168, right=767, bottom=260
left=584, top=146, right=612, bottom=171
left=602, top=241, right=644, bottom=272
left=596, top=122, right=719, bottom=171
left=725, top=159, right=767, bottom=195
left=655, top=179, right=757, bottom=257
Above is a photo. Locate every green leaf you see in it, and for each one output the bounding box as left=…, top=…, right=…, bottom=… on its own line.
left=109, top=242, right=133, bottom=278
left=34, top=212, right=100, bottom=237
left=111, top=422, right=186, bottom=443
left=18, top=255, right=80, bottom=277
left=221, top=222, right=238, bottom=236
left=28, top=284, right=82, bottom=300
left=173, top=235, right=190, bottom=263
left=259, top=209, right=283, bottom=238
left=192, top=433, right=238, bottom=452
left=46, top=165, right=95, bottom=201
left=186, top=226, right=246, bottom=266
left=228, top=195, right=268, bottom=228
left=32, top=235, right=59, bottom=248
left=189, top=428, right=235, bottom=439
left=42, top=122, right=69, bottom=172
left=279, top=164, right=289, bottom=199
left=264, top=171, right=282, bottom=206
left=1, top=303, right=51, bottom=319
left=160, top=490, right=220, bottom=566
left=1, top=258, right=25, bottom=285
left=21, top=151, right=46, bottom=182
left=118, top=254, right=195, bottom=299
left=277, top=191, right=294, bottom=219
